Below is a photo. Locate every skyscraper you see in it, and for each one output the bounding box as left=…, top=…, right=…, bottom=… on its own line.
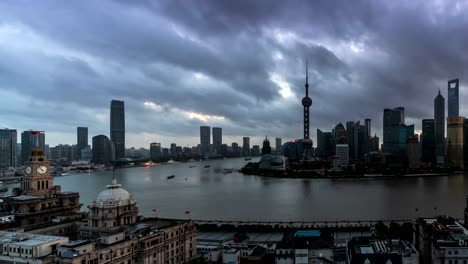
left=301, top=61, right=313, bottom=160
left=242, top=137, right=250, bottom=157
left=346, top=121, right=355, bottom=160
left=110, top=100, right=125, bottom=161
left=275, top=138, right=282, bottom=155
left=77, top=127, right=88, bottom=160
left=448, top=79, right=459, bottom=118
left=200, top=126, right=210, bottom=157
left=464, top=119, right=468, bottom=168
left=434, top=90, right=445, bottom=163
left=150, top=143, right=162, bottom=161
left=365, top=118, right=371, bottom=138
left=261, top=137, right=271, bottom=155
left=421, top=119, right=435, bottom=163
left=92, top=135, right=114, bottom=164
left=406, top=136, right=420, bottom=168
left=21, top=131, right=45, bottom=165
left=170, top=143, right=177, bottom=157
left=447, top=117, right=464, bottom=168
left=0, top=129, right=17, bottom=168
left=212, top=127, right=222, bottom=155
left=383, top=107, right=407, bottom=157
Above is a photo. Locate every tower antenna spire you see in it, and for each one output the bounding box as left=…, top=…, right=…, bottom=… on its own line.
left=306, top=60, right=308, bottom=83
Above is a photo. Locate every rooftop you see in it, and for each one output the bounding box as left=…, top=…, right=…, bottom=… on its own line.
left=426, top=217, right=468, bottom=247
left=61, top=240, right=92, bottom=248
left=0, top=231, right=68, bottom=247
left=349, top=236, right=418, bottom=256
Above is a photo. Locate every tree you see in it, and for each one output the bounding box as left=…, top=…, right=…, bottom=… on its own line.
left=388, top=222, right=402, bottom=239
left=401, top=222, right=414, bottom=243
left=191, top=256, right=208, bottom=264
left=375, top=221, right=389, bottom=237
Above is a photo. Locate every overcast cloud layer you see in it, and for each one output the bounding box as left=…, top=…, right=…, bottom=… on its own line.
left=1, top=0, right=468, bottom=148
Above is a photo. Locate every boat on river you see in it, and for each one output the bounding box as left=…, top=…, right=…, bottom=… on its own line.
left=167, top=175, right=175, bottom=179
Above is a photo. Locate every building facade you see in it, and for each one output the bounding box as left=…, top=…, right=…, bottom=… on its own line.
left=275, top=138, right=282, bottom=155
left=335, top=144, right=349, bottom=168
left=0, top=148, right=81, bottom=227
left=448, top=79, right=459, bottom=118
left=421, top=119, right=435, bottom=164
left=242, top=137, right=250, bottom=157
left=383, top=107, right=405, bottom=156
left=261, top=137, right=271, bottom=156
left=0, top=128, right=17, bottom=168
left=434, top=90, right=445, bottom=163
left=407, top=136, right=420, bottom=168
left=110, top=100, right=125, bottom=161
left=77, top=127, right=88, bottom=161
left=150, top=142, right=162, bottom=161
left=92, top=135, right=114, bottom=165
left=447, top=117, right=464, bottom=168
left=200, top=126, right=210, bottom=157
left=212, top=127, right=222, bottom=155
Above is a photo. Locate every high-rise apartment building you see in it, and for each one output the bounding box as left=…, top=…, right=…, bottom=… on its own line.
left=212, top=127, right=222, bottom=155
left=21, top=131, right=45, bottom=165
left=92, top=135, right=114, bottom=164
left=421, top=119, right=435, bottom=163
left=242, top=137, right=250, bottom=156
left=0, top=129, right=17, bottom=168
left=448, top=79, right=459, bottom=118
left=200, top=126, right=210, bottom=157
left=77, top=127, right=88, bottom=160
left=110, top=100, right=125, bottom=161
left=434, top=90, right=445, bottom=163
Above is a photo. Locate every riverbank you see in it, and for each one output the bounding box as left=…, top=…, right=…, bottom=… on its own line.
left=240, top=162, right=456, bottom=179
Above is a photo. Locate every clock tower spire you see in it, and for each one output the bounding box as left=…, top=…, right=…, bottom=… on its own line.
left=22, top=148, right=54, bottom=197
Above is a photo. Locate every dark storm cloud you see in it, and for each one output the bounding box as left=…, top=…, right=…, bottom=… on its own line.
left=1, top=0, right=468, bottom=147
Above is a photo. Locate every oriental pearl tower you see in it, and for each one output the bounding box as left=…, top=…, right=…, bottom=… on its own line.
left=301, top=61, right=313, bottom=160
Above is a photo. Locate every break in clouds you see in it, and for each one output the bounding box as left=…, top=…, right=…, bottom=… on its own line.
left=1, top=0, right=468, bottom=147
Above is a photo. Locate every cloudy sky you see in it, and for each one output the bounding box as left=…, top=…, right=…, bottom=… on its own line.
left=1, top=0, right=468, bottom=148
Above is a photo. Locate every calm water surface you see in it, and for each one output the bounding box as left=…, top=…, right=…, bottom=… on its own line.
left=53, top=158, right=468, bottom=221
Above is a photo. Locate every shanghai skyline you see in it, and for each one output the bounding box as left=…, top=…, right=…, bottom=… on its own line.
left=1, top=1, right=468, bottom=148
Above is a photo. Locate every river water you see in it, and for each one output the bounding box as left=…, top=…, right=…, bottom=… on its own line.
left=52, top=158, right=468, bottom=221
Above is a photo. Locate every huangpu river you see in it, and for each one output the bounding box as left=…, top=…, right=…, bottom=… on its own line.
left=51, top=157, right=468, bottom=221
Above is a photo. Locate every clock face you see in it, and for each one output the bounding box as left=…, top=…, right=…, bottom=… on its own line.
left=37, top=166, right=48, bottom=174
left=25, top=166, right=32, bottom=175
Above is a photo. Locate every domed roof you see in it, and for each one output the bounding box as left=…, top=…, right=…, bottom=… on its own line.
left=94, top=178, right=136, bottom=207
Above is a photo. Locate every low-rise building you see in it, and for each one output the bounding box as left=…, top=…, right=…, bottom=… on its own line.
left=0, top=231, right=69, bottom=263
left=275, top=230, right=336, bottom=264
left=347, top=236, right=419, bottom=264
left=416, top=217, right=468, bottom=264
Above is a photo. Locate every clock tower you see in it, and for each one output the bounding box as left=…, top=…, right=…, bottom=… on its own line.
left=22, top=148, right=54, bottom=197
